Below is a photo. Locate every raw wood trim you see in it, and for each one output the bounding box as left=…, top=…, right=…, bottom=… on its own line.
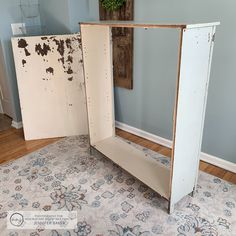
left=80, top=21, right=186, bottom=29
left=80, top=21, right=220, bottom=29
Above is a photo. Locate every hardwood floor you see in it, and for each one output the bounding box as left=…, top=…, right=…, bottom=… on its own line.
left=0, top=114, right=12, bottom=132
left=0, top=128, right=60, bottom=164
left=0, top=127, right=235, bottom=185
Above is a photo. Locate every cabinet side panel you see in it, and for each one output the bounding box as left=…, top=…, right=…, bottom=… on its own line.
left=81, top=25, right=114, bottom=145
left=170, top=27, right=214, bottom=206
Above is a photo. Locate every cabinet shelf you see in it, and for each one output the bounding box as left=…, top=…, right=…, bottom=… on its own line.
left=93, top=136, right=170, bottom=199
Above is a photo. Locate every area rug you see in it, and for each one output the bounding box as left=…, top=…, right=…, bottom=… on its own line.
left=0, top=136, right=235, bottom=236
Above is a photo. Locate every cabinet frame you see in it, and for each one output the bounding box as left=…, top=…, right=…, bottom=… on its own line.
left=80, top=21, right=219, bottom=213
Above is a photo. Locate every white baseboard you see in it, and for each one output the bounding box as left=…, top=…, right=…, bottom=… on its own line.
left=116, top=121, right=172, bottom=148
left=11, top=120, right=23, bottom=129
left=200, top=152, right=236, bottom=174
left=115, top=121, right=236, bottom=174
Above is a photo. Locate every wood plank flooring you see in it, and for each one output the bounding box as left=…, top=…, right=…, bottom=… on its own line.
left=0, top=127, right=235, bottom=185
left=0, top=128, right=60, bottom=164
left=0, top=114, right=12, bottom=132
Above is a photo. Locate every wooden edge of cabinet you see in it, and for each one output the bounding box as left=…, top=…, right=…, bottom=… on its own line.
left=80, top=21, right=187, bottom=29
left=80, top=21, right=220, bottom=29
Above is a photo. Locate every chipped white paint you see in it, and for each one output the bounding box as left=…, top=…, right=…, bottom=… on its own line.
left=12, top=34, right=88, bottom=140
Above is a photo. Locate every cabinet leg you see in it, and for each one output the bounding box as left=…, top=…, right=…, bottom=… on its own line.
left=189, top=187, right=196, bottom=197
left=168, top=202, right=175, bottom=214
left=89, top=146, right=93, bottom=155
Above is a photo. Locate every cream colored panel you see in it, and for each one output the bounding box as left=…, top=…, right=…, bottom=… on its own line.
left=81, top=25, right=114, bottom=145
left=12, top=34, right=88, bottom=140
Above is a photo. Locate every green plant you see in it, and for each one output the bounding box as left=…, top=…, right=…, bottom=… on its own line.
left=100, top=0, right=126, bottom=11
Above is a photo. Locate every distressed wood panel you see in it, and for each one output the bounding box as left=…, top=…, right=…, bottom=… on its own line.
left=12, top=34, right=88, bottom=140
left=81, top=21, right=220, bottom=28
left=99, top=0, right=134, bottom=89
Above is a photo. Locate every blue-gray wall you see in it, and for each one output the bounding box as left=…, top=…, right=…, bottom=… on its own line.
left=90, top=0, right=236, bottom=164
left=39, top=0, right=90, bottom=34
left=68, top=0, right=90, bottom=32
left=0, top=0, right=41, bottom=122
left=0, top=0, right=25, bottom=121
left=40, top=0, right=71, bottom=35
left=115, top=28, right=179, bottom=141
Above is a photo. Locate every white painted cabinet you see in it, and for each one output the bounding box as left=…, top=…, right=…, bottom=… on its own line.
left=80, top=21, right=219, bottom=213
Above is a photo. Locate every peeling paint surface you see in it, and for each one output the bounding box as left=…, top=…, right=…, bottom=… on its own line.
left=35, top=43, right=51, bottom=56
left=46, top=67, right=54, bottom=75
left=12, top=34, right=88, bottom=140
left=18, top=38, right=31, bottom=56
left=22, top=59, right=26, bottom=67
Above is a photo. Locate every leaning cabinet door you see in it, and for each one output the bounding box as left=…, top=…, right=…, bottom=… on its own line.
left=12, top=35, right=88, bottom=140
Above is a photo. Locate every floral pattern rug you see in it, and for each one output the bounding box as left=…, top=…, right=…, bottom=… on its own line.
left=0, top=135, right=235, bottom=236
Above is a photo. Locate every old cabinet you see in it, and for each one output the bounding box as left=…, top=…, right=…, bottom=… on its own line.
left=80, top=21, right=219, bottom=213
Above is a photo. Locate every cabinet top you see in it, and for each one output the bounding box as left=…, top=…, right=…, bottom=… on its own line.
left=80, top=21, right=220, bottom=29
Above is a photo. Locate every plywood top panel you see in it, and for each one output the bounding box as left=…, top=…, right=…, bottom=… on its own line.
left=80, top=21, right=220, bottom=29
left=93, top=136, right=170, bottom=199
